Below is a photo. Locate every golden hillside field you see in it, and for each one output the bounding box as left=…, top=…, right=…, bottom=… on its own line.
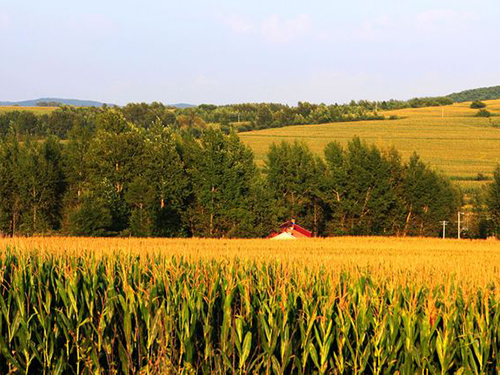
left=3, top=236, right=499, bottom=290
left=0, top=105, right=58, bottom=115
left=240, top=100, right=500, bottom=182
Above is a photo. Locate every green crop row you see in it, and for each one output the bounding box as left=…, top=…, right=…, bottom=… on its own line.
left=0, top=249, right=499, bottom=374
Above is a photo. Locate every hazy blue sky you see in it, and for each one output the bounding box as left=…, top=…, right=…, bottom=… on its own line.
left=1, top=0, right=499, bottom=105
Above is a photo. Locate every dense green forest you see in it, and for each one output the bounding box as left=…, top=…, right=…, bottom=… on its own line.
left=447, top=85, right=500, bottom=102
left=2, top=102, right=500, bottom=238
left=6, top=107, right=500, bottom=238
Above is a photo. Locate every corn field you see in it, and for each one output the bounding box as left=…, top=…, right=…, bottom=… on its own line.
left=1, top=237, right=500, bottom=373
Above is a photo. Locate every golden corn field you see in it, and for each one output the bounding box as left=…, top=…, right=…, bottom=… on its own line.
left=2, top=236, right=500, bottom=373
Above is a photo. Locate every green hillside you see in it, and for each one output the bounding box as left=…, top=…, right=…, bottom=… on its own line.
left=447, top=86, right=500, bottom=102
left=240, top=100, right=500, bottom=190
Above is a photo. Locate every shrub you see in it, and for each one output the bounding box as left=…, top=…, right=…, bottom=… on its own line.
left=470, top=100, right=486, bottom=109
left=475, top=109, right=492, bottom=117
left=476, top=172, right=489, bottom=181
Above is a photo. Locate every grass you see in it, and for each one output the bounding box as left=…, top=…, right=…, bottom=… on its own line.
left=0, top=106, right=58, bottom=115
left=240, top=100, right=500, bottom=183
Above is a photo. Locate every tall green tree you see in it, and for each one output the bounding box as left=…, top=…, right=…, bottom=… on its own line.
left=63, top=122, right=94, bottom=201
left=383, top=147, right=408, bottom=234
left=184, top=128, right=258, bottom=237
left=265, top=140, right=327, bottom=234
left=14, top=137, right=65, bottom=234
left=323, top=138, right=399, bottom=235
left=125, top=176, right=155, bottom=237
left=401, top=153, right=460, bottom=236
left=139, top=121, right=189, bottom=236
left=0, top=136, right=21, bottom=235
left=67, top=111, right=145, bottom=235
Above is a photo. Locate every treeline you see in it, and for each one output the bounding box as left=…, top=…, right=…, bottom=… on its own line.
left=0, top=95, right=454, bottom=140
left=0, top=106, right=104, bottom=139
left=173, top=102, right=384, bottom=132
left=266, top=139, right=461, bottom=236
left=106, top=96, right=454, bottom=132
left=0, top=111, right=467, bottom=237
left=169, top=96, right=452, bottom=132
left=375, top=96, right=453, bottom=110
left=0, top=103, right=383, bottom=138
left=447, top=85, right=500, bottom=102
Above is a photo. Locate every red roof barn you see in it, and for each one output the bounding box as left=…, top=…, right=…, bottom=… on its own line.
left=269, top=219, right=313, bottom=239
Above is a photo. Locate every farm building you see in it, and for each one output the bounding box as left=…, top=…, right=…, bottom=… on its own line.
left=269, top=219, right=312, bottom=240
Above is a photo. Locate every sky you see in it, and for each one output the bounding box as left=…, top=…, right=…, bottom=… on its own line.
left=1, top=0, right=499, bottom=105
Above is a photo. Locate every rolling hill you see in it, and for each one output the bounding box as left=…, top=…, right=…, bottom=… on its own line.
left=0, top=98, right=196, bottom=109
left=239, top=99, right=500, bottom=190
left=0, top=98, right=110, bottom=107
left=171, top=103, right=196, bottom=108
left=447, top=86, right=500, bottom=102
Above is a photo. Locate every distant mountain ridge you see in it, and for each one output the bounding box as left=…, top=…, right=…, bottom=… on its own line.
left=0, top=98, right=110, bottom=107
left=2, top=86, right=500, bottom=109
left=446, top=86, right=500, bottom=102
left=171, top=103, right=196, bottom=108
left=0, top=98, right=196, bottom=109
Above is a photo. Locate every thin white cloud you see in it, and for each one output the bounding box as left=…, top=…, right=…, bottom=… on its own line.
left=416, top=9, right=475, bottom=32
left=193, top=74, right=218, bottom=87
left=0, top=12, right=11, bottom=30
left=355, top=15, right=392, bottom=41
left=311, top=14, right=395, bottom=43
left=222, top=13, right=311, bottom=44
left=76, top=14, right=118, bottom=33
left=260, top=14, right=311, bottom=43
left=225, top=14, right=253, bottom=34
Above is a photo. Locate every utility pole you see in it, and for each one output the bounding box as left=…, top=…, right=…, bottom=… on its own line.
left=457, top=212, right=464, bottom=239
left=440, top=221, right=448, bottom=239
